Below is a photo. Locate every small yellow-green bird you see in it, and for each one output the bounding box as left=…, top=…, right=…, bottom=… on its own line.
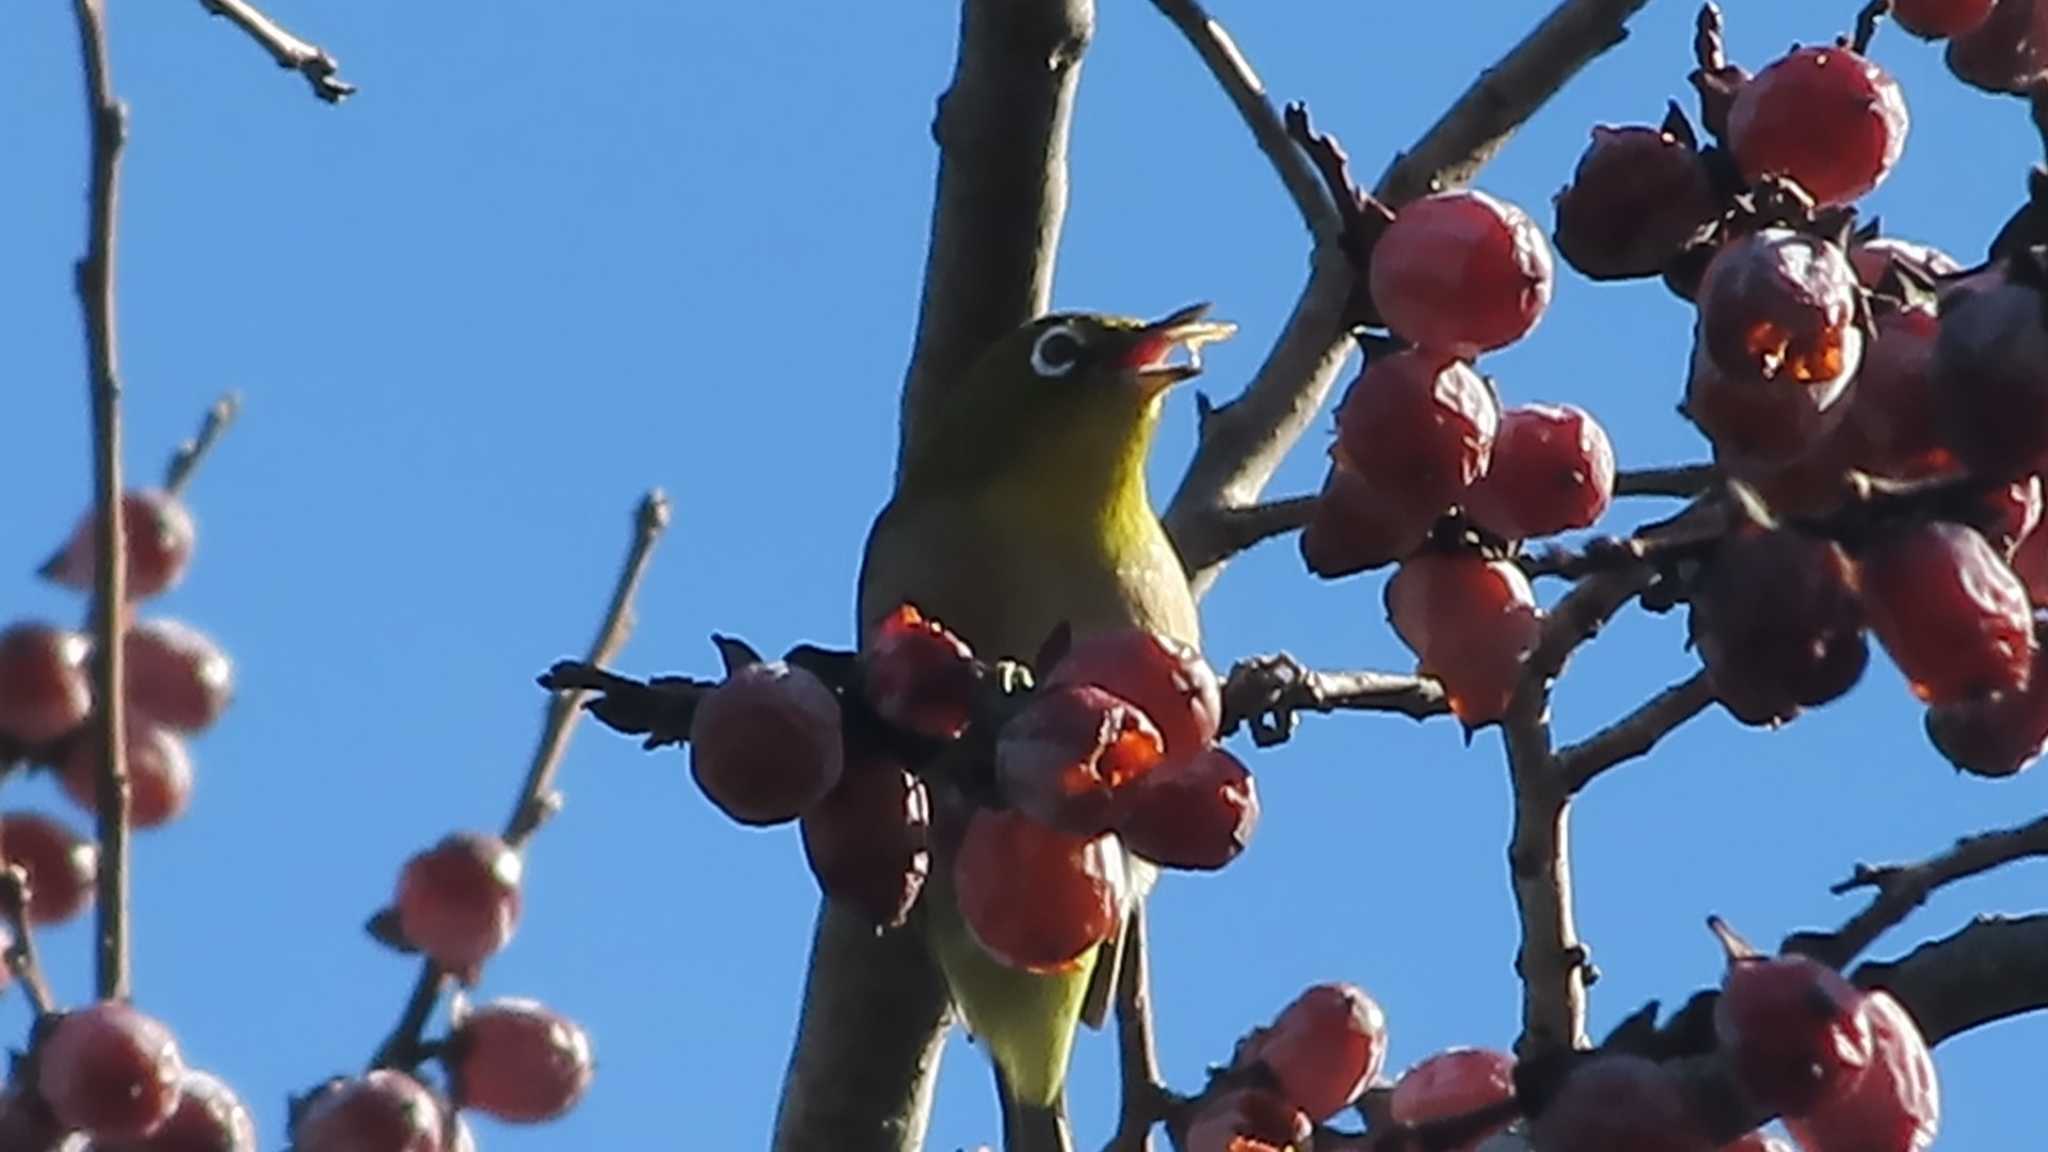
left=858, top=303, right=1234, bottom=1151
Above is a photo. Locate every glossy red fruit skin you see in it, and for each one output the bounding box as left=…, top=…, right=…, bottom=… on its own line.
left=953, top=808, right=1119, bottom=973
left=59, top=719, right=195, bottom=829
left=1689, top=529, right=1868, bottom=727
left=1859, top=520, right=2036, bottom=705
left=1689, top=230, right=1864, bottom=466
left=42, top=489, right=196, bottom=602
left=1727, top=47, right=1908, bottom=206
left=96, top=1068, right=257, bottom=1152
left=0, top=623, right=93, bottom=749
left=451, top=998, right=595, bottom=1123
left=1045, top=629, right=1221, bottom=757
left=1785, top=991, right=1938, bottom=1152
left=863, top=604, right=978, bottom=740
left=1526, top=1053, right=1713, bottom=1152
left=0, top=811, right=98, bottom=925
left=1840, top=305, right=1951, bottom=480
left=1464, top=404, right=1616, bottom=539
left=121, top=620, right=233, bottom=734
left=1933, top=259, right=2048, bottom=481
left=1117, top=747, right=1258, bottom=871
left=1181, top=1087, right=1312, bottom=1152
left=395, top=832, right=522, bottom=982
left=1849, top=238, right=1962, bottom=291
left=1553, top=124, right=1720, bottom=280
left=1388, top=1047, right=1516, bottom=1152
left=1925, top=630, right=2048, bottom=776
left=1715, top=952, right=1874, bottom=1116
left=688, top=659, right=844, bottom=827
left=799, top=757, right=931, bottom=928
left=1300, top=459, right=1444, bottom=578
left=36, top=1002, right=185, bottom=1142
left=996, top=684, right=1164, bottom=838
left=1335, top=351, right=1500, bottom=515
left=1237, top=983, right=1387, bottom=1123
left=1894, top=0, right=1997, bottom=36
left=1947, top=0, right=2048, bottom=92
left=1371, top=189, right=1553, bottom=355
left=293, top=1071, right=443, bottom=1152
left=1386, top=552, right=1542, bottom=726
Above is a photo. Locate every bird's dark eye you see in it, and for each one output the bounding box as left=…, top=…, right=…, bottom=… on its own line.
left=1030, top=325, right=1083, bottom=378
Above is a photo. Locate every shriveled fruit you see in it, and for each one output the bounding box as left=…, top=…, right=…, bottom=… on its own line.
left=688, top=658, right=843, bottom=826
left=0, top=811, right=98, bottom=925
left=1118, top=747, right=1258, bottom=871
left=1370, top=189, right=1554, bottom=355
left=1299, top=460, right=1443, bottom=578
left=1045, top=628, right=1221, bottom=756
left=1727, top=46, right=1908, bottom=206
left=1463, top=403, right=1615, bottom=539
left=41, top=489, right=196, bottom=602
left=1689, top=528, right=1868, bottom=726
left=1553, top=123, right=1720, bottom=280
left=1387, top=551, right=1542, bottom=726
left=450, top=998, right=595, bottom=1123
left=953, top=808, right=1119, bottom=972
left=1334, top=351, right=1500, bottom=518
left=121, top=620, right=233, bottom=734
left=1784, top=990, right=1938, bottom=1152
left=58, top=719, right=195, bottom=829
left=95, top=1068, right=257, bottom=1152
left=394, top=832, right=523, bottom=982
left=1933, top=256, right=2048, bottom=481
left=1859, top=520, right=2035, bottom=705
left=1925, top=633, right=2048, bottom=776
left=293, top=1071, right=443, bottom=1152
left=1388, top=1047, right=1517, bottom=1152
left=36, top=1002, right=185, bottom=1142
left=1946, top=0, right=2048, bottom=93
left=862, top=603, right=977, bottom=740
left=800, top=757, right=931, bottom=928
left=0, top=623, right=92, bottom=749
left=1710, top=917, right=1873, bottom=1117
left=1526, top=1052, right=1713, bottom=1152
left=1688, top=229, right=1863, bottom=466
left=1237, top=983, right=1387, bottom=1122
left=1840, top=304, right=1950, bottom=480
left=1181, top=1087, right=1311, bottom=1152
left=996, top=683, right=1163, bottom=837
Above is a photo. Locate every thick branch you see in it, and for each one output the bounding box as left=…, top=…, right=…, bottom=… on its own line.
left=72, top=0, right=132, bottom=1005
left=1783, top=813, right=2048, bottom=971
left=371, top=492, right=668, bottom=1071
left=895, top=0, right=1093, bottom=481
left=1374, top=0, right=1652, bottom=205
left=197, top=0, right=354, bottom=103
left=1556, top=671, right=1717, bottom=792
left=1852, top=913, right=2048, bottom=1044
left=1219, top=654, right=1448, bottom=748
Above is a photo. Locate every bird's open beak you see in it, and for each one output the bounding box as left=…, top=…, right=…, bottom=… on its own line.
left=1128, top=302, right=1237, bottom=395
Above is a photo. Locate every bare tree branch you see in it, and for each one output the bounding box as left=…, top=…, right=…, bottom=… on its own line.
left=1177, top=495, right=1318, bottom=576
left=1852, top=913, right=2048, bottom=1044
left=1616, top=463, right=1717, bottom=498
left=1105, top=912, right=1176, bottom=1152
left=1374, top=0, right=1653, bottom=205
left=70, top=0, right=133, bottom=1005
left=1219, top=654, right=1449, bottom=747
left=0, top=866, right=58, bottom=1017
left=1557, top=671, right=1717, bottom=792
left=1783, top=813, right=2048, bottom=971
left=197, top=0, right=355, bottom=103
left=163, top=391, right=242, bottom=498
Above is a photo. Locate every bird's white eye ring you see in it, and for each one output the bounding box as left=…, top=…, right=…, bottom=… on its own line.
left=1030, top=325, right=1083, bottom=378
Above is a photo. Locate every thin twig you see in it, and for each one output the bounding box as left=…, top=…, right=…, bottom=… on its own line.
left=1219, top=654, right=1449, bottom=748
left=197, top=0, right=355, bottom=103
left=1783, top=813, right=2048, bottom=970
left=1850, top=0, right=1892, bottom=55
left=1105, top=912, right=1175, bottom=1152
left=1615, top=463, right=1718, bottom=498
left=0, top=866, right=58, bottom=1017
left=1146, top=0, right=1337, bottom=240
left=370, top=491, right=670, bottom=1070
left=1374, top=0, right=1653, bottom=205
left=71, top=0, right=133, bottom=1005
left=1177, top=495, right=1318, bottom=576
left=1556, top=671, right=1717, bottom=792
left=163, top=391, right=242, bottom=498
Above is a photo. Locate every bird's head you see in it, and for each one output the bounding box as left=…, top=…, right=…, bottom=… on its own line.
left=904, top=303, right=1238, bottom=494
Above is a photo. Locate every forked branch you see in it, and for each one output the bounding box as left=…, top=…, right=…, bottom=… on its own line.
left=197, top=0, right=355, bottom=103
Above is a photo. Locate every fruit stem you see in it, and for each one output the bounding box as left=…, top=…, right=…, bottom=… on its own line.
left=1849, top=0, right=1891, bottom=55
left=69, top=0, right=133, bottom=1005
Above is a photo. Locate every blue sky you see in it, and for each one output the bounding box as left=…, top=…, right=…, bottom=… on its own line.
left=1, top=0, right=2040, bottom=1147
